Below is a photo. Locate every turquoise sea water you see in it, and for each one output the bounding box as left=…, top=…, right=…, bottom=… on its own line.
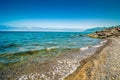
left=0, top=31, right=103, bottom=79
left=0, top=31, right=101, bottom=65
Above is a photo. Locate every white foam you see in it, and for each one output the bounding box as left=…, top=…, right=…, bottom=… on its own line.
left=92, top=44, right=102, bottom=48
left=46, top=46, right=57, bottom=51
left=100, top=40, right=107, bottom=44
left=80, top=47, right=89, bottom=50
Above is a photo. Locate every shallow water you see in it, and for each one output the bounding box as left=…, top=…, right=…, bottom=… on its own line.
left=0, top=47, right=98, bottom=80
left=0, top=31, right=102, bottom=79
left=0, top=32, right=101, bottom=64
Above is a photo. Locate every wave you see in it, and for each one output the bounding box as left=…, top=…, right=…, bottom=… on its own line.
left=1, top=39, right=107, bottom=63
left=100, top=40, right=107, bottom=44
left=80, top=40, right=107, bottom=51
left=92, top=44, right=102, bottom=48
left=80, top=47, right=89, bottom=50
left=46, top=46, right=58, bottom=51
left=0, top=47, right=80, bottom=66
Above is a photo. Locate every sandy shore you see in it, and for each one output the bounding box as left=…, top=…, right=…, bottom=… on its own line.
left=64, top=37, right=120, bottom=80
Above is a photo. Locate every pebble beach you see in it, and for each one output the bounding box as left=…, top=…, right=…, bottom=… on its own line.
left=65, top=27, right=120, bottom=80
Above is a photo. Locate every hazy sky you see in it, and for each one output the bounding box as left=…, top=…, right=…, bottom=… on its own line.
left=0, top=0, right=120, bottom=30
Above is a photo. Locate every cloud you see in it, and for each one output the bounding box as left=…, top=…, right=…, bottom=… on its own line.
left=1, top=19, right=120, bottom=31
left=3, top=19, right=120, bottom=29
left=0, top=25, right=85, bottom=32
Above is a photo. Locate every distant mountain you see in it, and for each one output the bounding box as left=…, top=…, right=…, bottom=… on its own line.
left=84, top=25, right=120, bottom=34
left=0, top=25, right=84, bottom=32
left=84, top=27, right=107, bottom=34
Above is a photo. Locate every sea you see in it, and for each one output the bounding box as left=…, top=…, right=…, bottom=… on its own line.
left=0, top=31, right=103, bottom=80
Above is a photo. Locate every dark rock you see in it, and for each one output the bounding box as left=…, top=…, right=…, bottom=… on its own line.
left=79, top=34, right=83, bottom=36
left=87, top=26, right=120, bottom=38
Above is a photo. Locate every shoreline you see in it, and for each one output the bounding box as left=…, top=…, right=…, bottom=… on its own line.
left=0, top=40, right=103, bottom=80
left=17, top=45, right=100, bottom=80
left=0, top=38, right=115, bottom=80
left=63, top=40, right=111, bottom=80
left=64, top=37, right=120, bottom=80
left=64, top=39, right=111, bottom=80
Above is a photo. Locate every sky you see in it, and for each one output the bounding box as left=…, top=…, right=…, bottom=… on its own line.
left=0, top=0, right=120, bottom=31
